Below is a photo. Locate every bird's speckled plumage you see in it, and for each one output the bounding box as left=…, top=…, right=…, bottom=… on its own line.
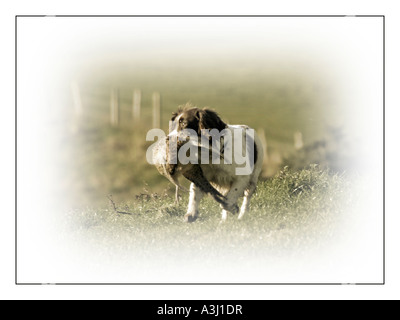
left=152, top=136, right=228, bottom=207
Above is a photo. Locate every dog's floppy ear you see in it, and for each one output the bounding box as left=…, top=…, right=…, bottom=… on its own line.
left=197, top=108, right=227, bottom=133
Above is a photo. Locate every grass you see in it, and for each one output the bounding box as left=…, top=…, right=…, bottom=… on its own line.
left=60, top=164, right=351, bottom=282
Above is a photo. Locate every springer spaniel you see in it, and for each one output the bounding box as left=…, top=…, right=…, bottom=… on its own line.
left=167, top=104, right=264, bottom=222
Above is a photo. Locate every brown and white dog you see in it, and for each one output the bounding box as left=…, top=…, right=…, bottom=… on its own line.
left=167, top=104, right=264, bottom=222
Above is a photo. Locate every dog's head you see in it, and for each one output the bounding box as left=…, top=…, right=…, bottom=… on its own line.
left=170, top=104, right=227, bottom=135
left=167, top=104, right=228, bottom=169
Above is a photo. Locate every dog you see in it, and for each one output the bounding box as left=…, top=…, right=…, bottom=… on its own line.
left=168, top=103, right=264, bottom=222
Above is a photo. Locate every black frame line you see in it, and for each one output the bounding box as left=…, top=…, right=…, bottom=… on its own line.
left=16, top=15, right=383, bottom=17
left=14, top=14, right=385, bottom=286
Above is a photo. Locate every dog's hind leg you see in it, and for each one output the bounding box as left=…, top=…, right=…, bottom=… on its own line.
left=238, top=181, right=257, bottom=220
left=219, top=180, right=246, bottom=221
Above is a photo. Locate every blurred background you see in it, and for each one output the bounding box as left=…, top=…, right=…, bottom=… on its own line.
left=17, top=17, right=383, bottom=207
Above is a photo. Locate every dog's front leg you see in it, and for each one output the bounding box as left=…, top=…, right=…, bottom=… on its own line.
left=185, top=182, right=204, bottom=223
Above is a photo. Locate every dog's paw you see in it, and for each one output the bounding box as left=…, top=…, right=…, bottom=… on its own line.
left=184, top=213, right=198, bottom=223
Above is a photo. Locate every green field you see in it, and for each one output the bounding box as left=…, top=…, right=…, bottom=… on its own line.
left=46, top=61, right=367, bottom=283
left=61, top=61, right=352, bottom=206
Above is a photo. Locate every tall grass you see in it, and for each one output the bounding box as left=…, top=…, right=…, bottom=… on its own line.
left=64, top=165, right=350, bottom=261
